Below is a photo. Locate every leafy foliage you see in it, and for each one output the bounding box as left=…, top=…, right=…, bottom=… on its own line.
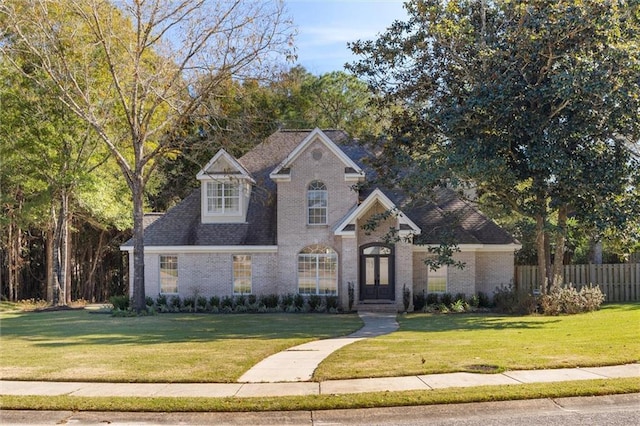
left=348, top=0, right=640, bottom=286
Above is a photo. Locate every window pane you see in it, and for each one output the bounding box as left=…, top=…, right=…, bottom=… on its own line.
left=307, top=182, right=327, bottom=225
left=427, top=266, right=447, bottom=293
left=206, top=181, right=241, bottom=214
left=297, top=247, right=337, bottom=295
left=160, top=255, right=178, bottom=294
left=233, top=255, right=252, bottom=294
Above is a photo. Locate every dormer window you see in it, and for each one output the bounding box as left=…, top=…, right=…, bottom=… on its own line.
left=206, top=181, right=240, bottom=214
left=308, top=180, right=327, bottom=225
left=197, top=149, right=255, bottom=224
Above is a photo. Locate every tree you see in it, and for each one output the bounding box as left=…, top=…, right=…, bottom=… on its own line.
left=348, top=0, right=640, bottom=291
left=1, top=0, right=294, bottom=311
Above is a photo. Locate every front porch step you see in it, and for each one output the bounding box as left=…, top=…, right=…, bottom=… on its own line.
left=355, top=301, right=400, bottom=313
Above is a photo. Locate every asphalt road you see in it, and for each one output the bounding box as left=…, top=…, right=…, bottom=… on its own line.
left=1, top=394, right=639, bottom=425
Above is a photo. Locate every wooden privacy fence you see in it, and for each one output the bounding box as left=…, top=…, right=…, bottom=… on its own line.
left=515, top=263, right=640, bottom=302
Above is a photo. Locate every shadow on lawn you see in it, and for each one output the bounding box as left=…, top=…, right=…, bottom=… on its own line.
left=400, top=313, right=562, bottom=332
left=0, top=310, right=362, bottom=347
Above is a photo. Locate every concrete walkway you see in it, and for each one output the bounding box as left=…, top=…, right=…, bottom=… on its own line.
left=238, top=311, right=399, bottom=383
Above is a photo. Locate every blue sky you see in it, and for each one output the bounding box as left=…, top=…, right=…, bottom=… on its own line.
left=285, top=0, right=408, bottom=75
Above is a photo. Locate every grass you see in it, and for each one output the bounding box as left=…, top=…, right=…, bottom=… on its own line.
left=0, top=302, right=638, bottom=412
left=0, top=309, right=362, bottom=383
left=314, top=303, right=640, bottom=380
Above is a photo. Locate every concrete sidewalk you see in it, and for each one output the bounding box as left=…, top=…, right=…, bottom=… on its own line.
left=1, top=364, right=638, bottom=398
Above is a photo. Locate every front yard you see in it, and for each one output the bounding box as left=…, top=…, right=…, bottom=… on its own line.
left=0, top=303, right=638, bottom=384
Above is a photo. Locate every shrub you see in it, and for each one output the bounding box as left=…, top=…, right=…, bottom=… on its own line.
left=450, top=299, right=468, bottom=313
left=477, top=291, right=491, bottom=308
left=403, top=285, right=411, bottom=312
left=325, top=295, right=339, bottom=311
left=247, top=294, right=257, bottom=305
left=235, top=294, right=246, bottom=307
left=221, top=296, right=234, bottom=309
left=426, top=293, right=439, bottom=306
left=413, top=290, right=427, bottom=312
left=196, top=296, right=207, bottom=311
left=156, top=294, right=167, bottom=307
left=454, top=293, right=466, bottom=303
left=169, top=296, right=182, bottom=311
left=468, top=294, right=480, bottom=308
left=308, top=294, right=321, bottom=311
left=347, top=282, right=355, bottom=312
left=182, top=297, right=195, bottom=312
left=208, top=296, right=220, bottom=309
left=539, top=284, right=605, bottom=315
left=260, top=294, right=280, bottom=309
left=110, top=295, right=130, bottom=311
left=294, top=293, right=305, bottom=309
left=281, top=293, right=295, bottom=308
left=492, top=285, right=537, bottom=315
left=580, top=284, right=606, bottom=311
left=440, top=293, right=453, bottom=307
left=145, top=296, right=154, bottom=307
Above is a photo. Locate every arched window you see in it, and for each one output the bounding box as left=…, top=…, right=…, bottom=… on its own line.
left=298, top=245, right=337, bottom=295
left=307, top=181, right=327, bottom=225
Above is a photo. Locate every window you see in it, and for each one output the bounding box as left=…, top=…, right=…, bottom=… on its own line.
left=298, top=245, right=337, bottom=295
left=206, top=181, right=240, bottom=214
left=160, top=255, right=178, bottom=294
left=427, top=265, right=447, bottom=293
left=233, top=255, right=252, bottom=294
left=307, top=181, right=327, bottom=225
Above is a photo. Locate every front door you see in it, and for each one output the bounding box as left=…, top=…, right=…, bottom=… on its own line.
left=360, top=244, right=394, bottom=300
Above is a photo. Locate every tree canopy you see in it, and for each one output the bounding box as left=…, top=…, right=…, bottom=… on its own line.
left=349, top=0, right=640, bottom=289
left=1, top=0, right=295, bottom=310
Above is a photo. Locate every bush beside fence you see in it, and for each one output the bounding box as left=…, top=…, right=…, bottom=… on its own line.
left=515, top=263, right=640, bottom=302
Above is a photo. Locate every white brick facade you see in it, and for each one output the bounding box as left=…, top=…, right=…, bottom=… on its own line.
left=124, top=129, right=520, bottom=311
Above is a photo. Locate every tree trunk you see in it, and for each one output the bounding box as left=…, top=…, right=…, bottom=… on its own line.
left=52, top=190, right=70, bottom=306
left=132, top=176, right=146, bottom=312
left=535, top=212, right=548, bottom=294
left=64, top=213, right=72, bottom=305
left=551, top=204, right=568, bottom=287
left=46, top=227, right=54, bottom=303
left=84, top=229, right=105, bottom=302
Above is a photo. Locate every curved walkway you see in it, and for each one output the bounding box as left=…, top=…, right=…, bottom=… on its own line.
left=238, top=311, right=399, bottom=383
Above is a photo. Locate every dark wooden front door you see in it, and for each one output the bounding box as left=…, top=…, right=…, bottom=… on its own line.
left=360, top=244, right=394, bottom=300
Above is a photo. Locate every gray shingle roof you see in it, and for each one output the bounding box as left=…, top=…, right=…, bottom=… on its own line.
left=125, top=129, right=517, bottom=247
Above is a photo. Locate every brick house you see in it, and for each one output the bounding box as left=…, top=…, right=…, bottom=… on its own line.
left=121, top=128, right=520, bottom=311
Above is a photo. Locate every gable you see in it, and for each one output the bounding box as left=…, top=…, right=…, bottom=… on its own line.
left=269, top=128, right=365, bottom=182
left=197, top=149, right=255, bottom=182
left=335, top=188, right=421, bottom=237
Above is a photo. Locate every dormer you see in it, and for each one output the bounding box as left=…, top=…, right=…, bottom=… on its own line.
left=196, top=149, right=255, bottom=224
left=269, top=128, right=365, bottom=183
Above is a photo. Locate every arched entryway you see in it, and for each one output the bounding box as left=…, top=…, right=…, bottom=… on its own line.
left=359, top=243, right=395, bottom=301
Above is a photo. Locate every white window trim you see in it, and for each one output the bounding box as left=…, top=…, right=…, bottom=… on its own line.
left=297, top=248, right=338, bottom=295
left=232, top=254, right=252, bottom=295
left=205, top=180, right=242, bottom=216
left=307, top=181, right=328, bottom=225
left=159, top=255, right=178, bottom=295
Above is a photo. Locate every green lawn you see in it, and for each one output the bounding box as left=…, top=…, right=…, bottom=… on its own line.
left=0, top=309, right=362, bottom=383
left=1, top=303, right=639, bottom=412
left=1, top=303, right=637, bottom=385
left=314, top=303, right=640, bottom=381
